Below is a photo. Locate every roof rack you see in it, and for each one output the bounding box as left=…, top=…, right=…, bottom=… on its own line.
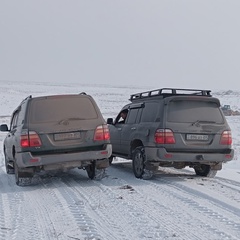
left=130, top=88, right=212, bottom=101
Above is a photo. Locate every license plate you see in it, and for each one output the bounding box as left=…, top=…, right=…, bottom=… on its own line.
left=186, top=134, right=209, bottom=141
left=54, top=132, right=81, bottom=141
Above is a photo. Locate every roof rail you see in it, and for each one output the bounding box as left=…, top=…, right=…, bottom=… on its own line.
left=130, top=88, right=212, bottom=101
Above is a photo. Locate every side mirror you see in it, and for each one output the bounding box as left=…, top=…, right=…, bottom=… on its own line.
left=0, top=124, right=9, bottom=132
left=107, top=118, right=113, bottom=125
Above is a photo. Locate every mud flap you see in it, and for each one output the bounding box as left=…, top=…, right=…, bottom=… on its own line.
left=211, top=163, right=222, bottom=170
left=96, top=158, right=109, bottom=169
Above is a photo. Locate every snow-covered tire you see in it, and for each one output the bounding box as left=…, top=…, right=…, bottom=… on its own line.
left=86, top=161, right=96, bottom=180
left=86, top=161, right=105, bottom=180
left=108, top=156, right=114, bottom=165
left=194, top=164, right=217, bottom=178
left=132, top=147, right=146, bottom=179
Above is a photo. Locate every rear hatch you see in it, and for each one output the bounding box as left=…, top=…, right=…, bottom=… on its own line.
left=23, top=94, right=107, bottom=154
left=164, top=96, right=231, bottom=153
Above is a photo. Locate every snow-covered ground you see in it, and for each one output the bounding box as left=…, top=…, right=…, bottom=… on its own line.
left=0, top=81, right=239, bottom=240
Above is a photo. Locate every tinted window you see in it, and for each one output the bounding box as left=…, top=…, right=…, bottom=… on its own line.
left=126, top=108, right=139, bottom=124
left=29, top=97, right=98, bottom=123
left=10, top=112, right=19, bottom=130
left=167, top=100, right=224, bottom=123
left=141, top=102, right=158, bottom=122
left=17, top=104, right=26, bottom=125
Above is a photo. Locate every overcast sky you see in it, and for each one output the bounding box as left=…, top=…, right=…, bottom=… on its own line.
left=1, top=1, right=240, bottom=90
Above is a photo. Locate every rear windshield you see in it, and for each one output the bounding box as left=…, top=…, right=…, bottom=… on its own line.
left=167, top=100, right=224, bottom=123
left=29, top=96, right=98, bottom=123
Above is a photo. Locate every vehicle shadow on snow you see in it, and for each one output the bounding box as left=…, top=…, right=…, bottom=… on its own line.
left=0, top=168, right=95, bottom=193
left=0, top=162, right=210, bottom=193
left=109, top=160, right=202, bottom=183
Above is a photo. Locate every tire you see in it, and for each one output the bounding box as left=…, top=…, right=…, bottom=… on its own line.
left=86, top=161, right=105, bottom=180
left=86, top=161, right=96, bottom=179
left=108, top=156, right=114, bottom=165
left=4, top=151, right=14, bottom=174
left=194, top=164, right=217, bottom=178
left=132, top=147, right=145, bottom=178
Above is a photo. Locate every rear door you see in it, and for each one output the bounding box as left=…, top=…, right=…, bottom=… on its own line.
left=27, top=95, right=104, bottom=152
left=164, top=96, right=228, bottom=152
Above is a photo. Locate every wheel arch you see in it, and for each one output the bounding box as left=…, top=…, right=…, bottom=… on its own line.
left=130, top=139, right=143, bottom=157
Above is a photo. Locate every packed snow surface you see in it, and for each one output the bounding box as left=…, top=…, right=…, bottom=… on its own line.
left=0, top=81, right=240, bottom=240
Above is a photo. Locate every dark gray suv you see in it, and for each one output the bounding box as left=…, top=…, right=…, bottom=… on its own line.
left=0, top=93, right=112, bottom=185
left=107, top=88, right=234, bottom=179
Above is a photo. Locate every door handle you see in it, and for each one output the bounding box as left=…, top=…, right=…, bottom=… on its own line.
left=117, top=128, right=122, bottom=131
left=131, top=127, right=136, bottom=130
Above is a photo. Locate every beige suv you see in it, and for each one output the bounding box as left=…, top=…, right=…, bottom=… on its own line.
left=0, top=93, right=112, bottom=186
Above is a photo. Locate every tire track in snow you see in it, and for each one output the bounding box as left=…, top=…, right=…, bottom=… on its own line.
left=156, top=174, right=240, bottom=239
left=42, top=176, right=103, bottom=240
left=109, top=164, right=240, bottom=240
left=0, top=172, right=46, bottom=240
left=213, top=178, right=240, bottom=203
left=60, top=173, right=136, bottom=240
left=147, top=177, right=240, bottom=239
left=66, top=171, right=202, bottom=240
left=1, top=170, right=88, bottom=240
left=32, top=175, right=97, bottom=240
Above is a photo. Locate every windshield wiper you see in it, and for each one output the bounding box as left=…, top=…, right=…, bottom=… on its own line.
left=58, top=118, right=86, bottom=124
left=192, top=120, right=216, bottom=126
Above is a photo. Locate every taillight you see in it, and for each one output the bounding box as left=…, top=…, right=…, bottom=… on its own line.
left=20, top=131, right=42, bottom=147
left=220, top=130, right=232, bottom=145
left=154, top=129, right=175, bottom=144
left=94, top=125, right=110, bottom=141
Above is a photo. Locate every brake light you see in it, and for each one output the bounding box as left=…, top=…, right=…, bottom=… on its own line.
left=20, top=131, right=42, bottom=147
left=154, top=129, right=176, bottom=144
left=220, top=130, right=232, bottom=145
left=94, top=125, right=110, bottom=141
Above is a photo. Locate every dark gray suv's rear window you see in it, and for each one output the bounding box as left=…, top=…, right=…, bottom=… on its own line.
left=29, top=97, right=98, bottom=123
left=167, top=100, right=224, bottom=123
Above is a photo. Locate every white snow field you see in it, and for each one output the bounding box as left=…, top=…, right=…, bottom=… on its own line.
left=0, top=80, right=240, bottom=240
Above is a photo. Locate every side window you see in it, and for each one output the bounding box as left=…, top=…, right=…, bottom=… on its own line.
left=115, top=109, right=129, bottom=124
left=10, top=112, right=19, bottom=130
left=126, top=108, right=139, bottom=124
left=17, top=105, right=25, bottom=126
left=140, top=102, right=158, bottom=122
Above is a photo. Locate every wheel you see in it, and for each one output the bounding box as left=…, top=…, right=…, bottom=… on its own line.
left=108, top=156, right=114, bottom=165
left=132, top=147, right=145, bottom=178
left=86, top=161, right=96, bottom=179
left=4, top=150, right=14, bottom=174
left=14, top=162, right=33, bottom=186
left=86, top=161, right=105, bottom=180
left=194, top=164, right=217, bottom=178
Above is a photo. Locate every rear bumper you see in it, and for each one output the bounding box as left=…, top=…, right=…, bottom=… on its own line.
left=145, top=147, right=234, bottom=164
left=16, top=144, right=112, bottom=169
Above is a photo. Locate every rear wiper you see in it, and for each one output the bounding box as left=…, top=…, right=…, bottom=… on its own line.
left=192, top=120, right=216, bottom=126
left=58, top=118, right=86, bottom=124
